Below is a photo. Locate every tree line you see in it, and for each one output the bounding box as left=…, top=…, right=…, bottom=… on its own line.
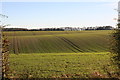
left=3, top=28, right=64, bottom=31
left=3, top=26, right=114, bottom=31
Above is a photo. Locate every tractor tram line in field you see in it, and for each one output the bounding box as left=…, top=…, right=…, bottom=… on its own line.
left=13, top=31, right=16, bottom=54
left=56, top=36, right=77, bottom=53
left=56, top=36, right=83, bottom=53
left=13, top=32, right=19, bottom=54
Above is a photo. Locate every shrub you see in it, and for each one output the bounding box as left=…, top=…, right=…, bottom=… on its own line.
left=110, top=25, right=120, bottom=76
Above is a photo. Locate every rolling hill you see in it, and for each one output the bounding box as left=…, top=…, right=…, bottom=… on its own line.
left=3, top=30, right=112, bottom=53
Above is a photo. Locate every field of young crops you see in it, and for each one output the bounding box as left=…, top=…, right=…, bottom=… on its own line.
left=9, top=52, right=115, bottom=78
left=4, top=30, right=118, bottom=79
left=4, top=30, right=112, bottom=54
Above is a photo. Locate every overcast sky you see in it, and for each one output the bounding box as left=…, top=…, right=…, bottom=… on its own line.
left=1, top=0, right=118, bottom=29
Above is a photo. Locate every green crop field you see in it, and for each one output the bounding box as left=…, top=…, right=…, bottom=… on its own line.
left=9, top=52, right=115, bottom=78
left=3, top=30, right=118, bottom=79
left=4, top=30, right=112, bottom=53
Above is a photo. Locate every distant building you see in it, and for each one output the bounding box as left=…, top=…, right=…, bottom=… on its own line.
left=61, top=27, right=82, bottom=31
